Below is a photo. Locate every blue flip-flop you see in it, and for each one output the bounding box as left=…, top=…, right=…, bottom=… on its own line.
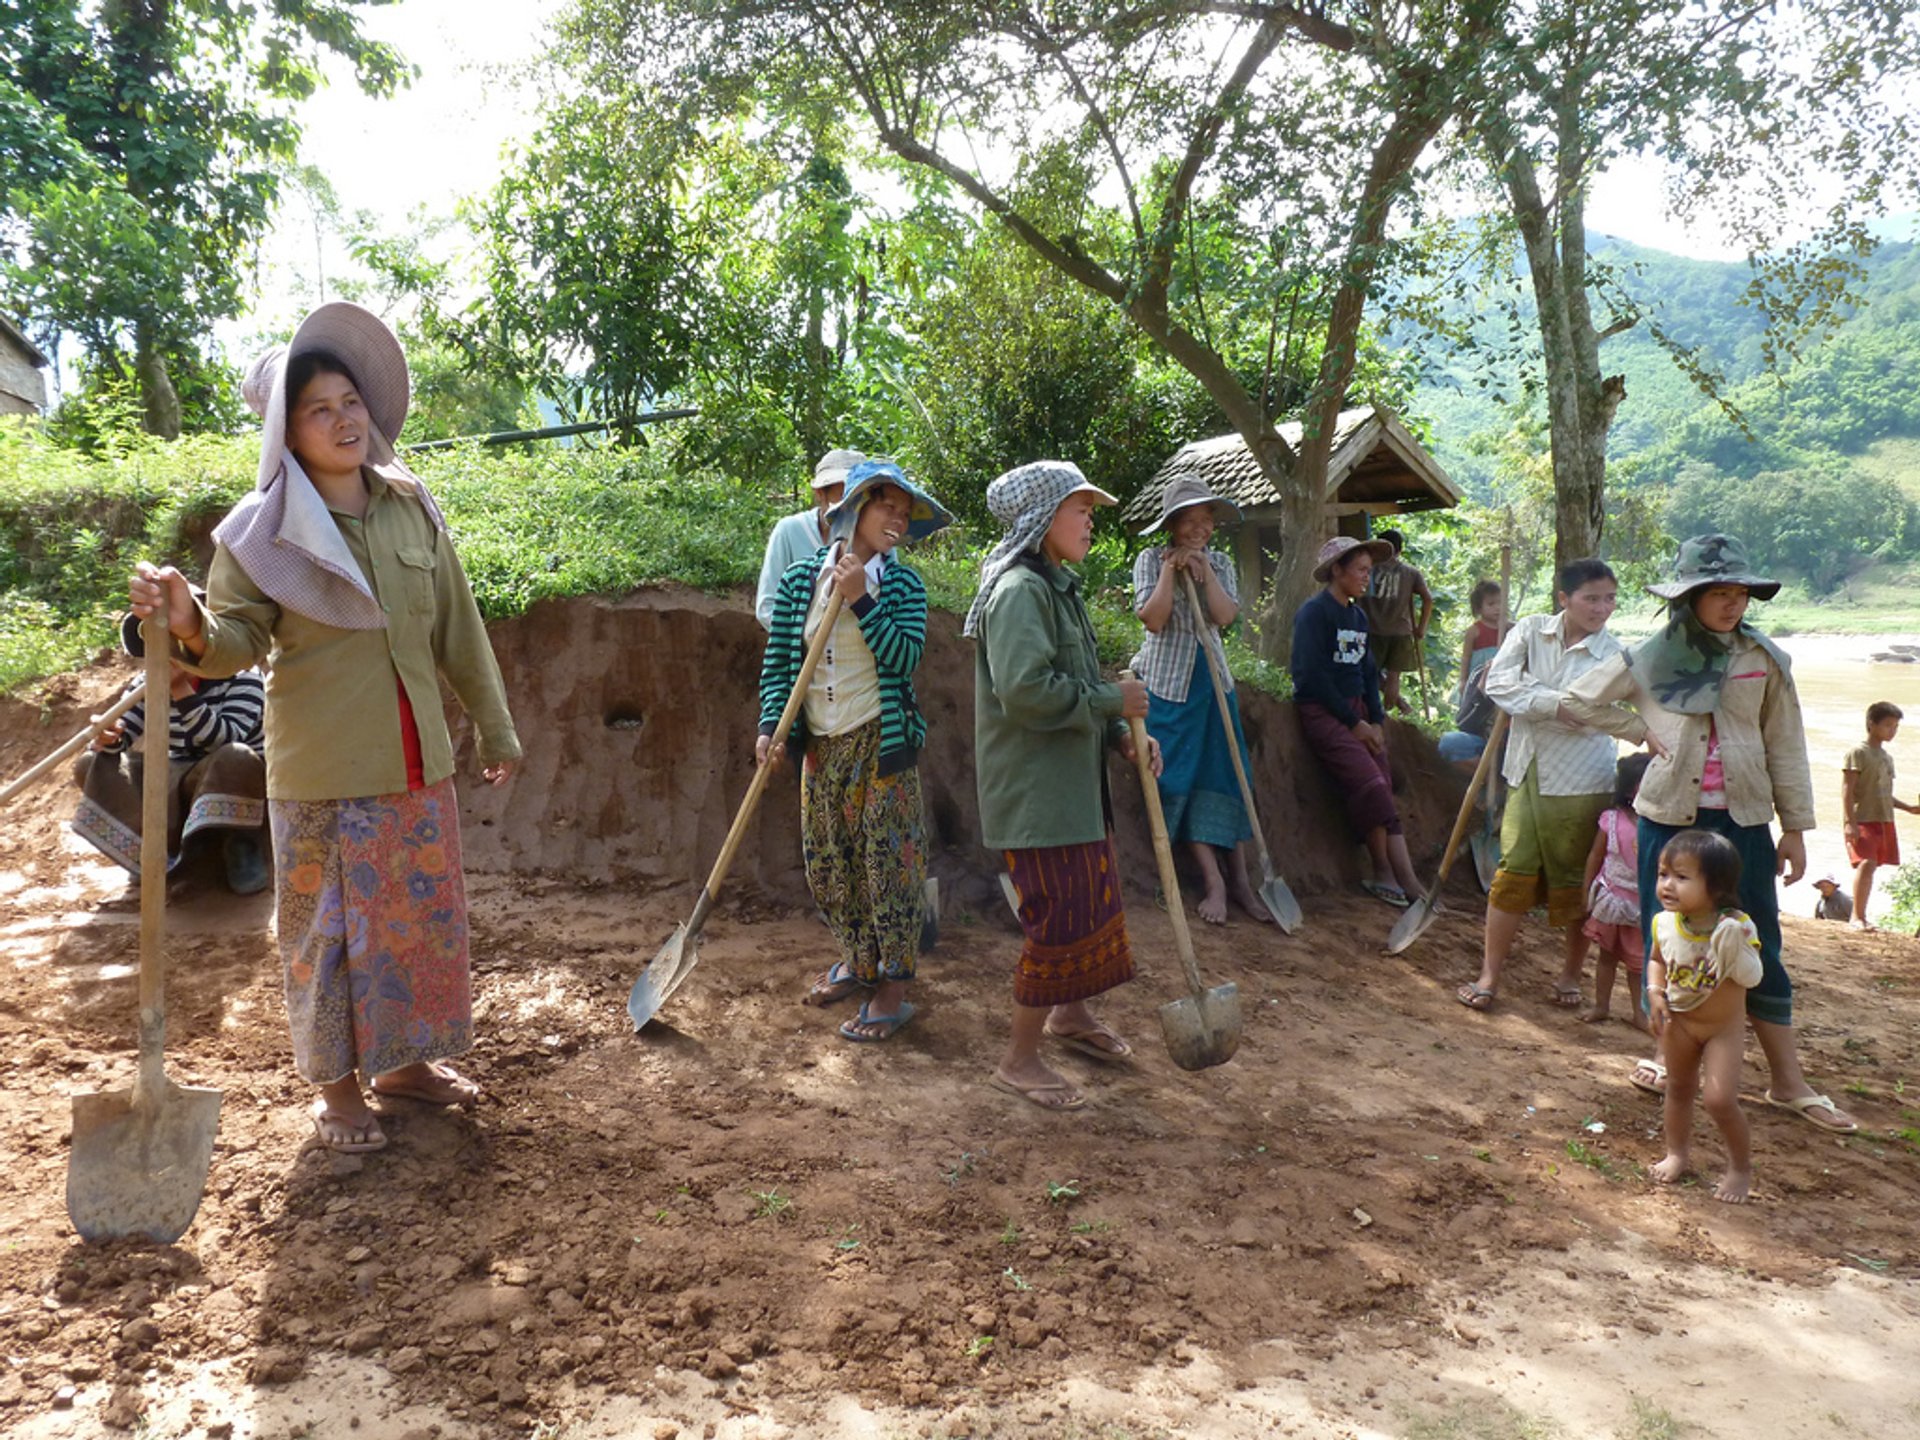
left=839, top=1001, right=915, bottom=1043
left=804, top=960, right=870, bottom=1007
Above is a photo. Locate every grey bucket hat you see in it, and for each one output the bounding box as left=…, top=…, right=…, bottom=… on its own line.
left=1311, top=535, right=1394, bottom=582
left=1138, top=474, right=1242, bottom=536
left=812, top=448, right=865, bottom=490
left=1646, top=533, right=1781, bottom=602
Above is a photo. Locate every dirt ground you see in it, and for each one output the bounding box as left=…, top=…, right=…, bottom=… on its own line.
left=3, top=605, right=1919, bottom=1440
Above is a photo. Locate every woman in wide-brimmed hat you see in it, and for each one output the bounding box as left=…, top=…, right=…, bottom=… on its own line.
left=1563, top=532, right=1857, bottom=1135
left=758, top=458, right=951, bottom=1041
left=128, top=302, right=522, bottom=1155
left=1289, top=535, right=1426, bottom=908
left=970, top=461, right=1158, bottom=1111
left=1130, top=475, right=1270, bottom=925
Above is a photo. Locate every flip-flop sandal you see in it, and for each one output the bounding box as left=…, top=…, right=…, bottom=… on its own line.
left=804, top=960, right=870, bottom=1007
left=838, top=1001, right=915, bottom=1043
left=371, top=1061, right=481, bottom=1109
left=1628, top=1059, right=1667, bottom=1096
left=1362, top=881, right=1412, bottom=909
left=311, top=1101, right=387, bottom=1154
left=988, top=1072, right=1086, bottom=1111
left=1044, top=1023, right=1134, bottom=1061
left=1456, top=984, right=1496, bottom=1011
left=1549, top=984, right=1584, bottom=1008
left=1764, top=1090, right=1859, bottom=1133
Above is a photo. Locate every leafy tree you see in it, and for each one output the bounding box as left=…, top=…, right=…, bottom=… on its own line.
left=1453, top=0, right=1920, bottom=570
left=0, top=0, right=411, bottom=436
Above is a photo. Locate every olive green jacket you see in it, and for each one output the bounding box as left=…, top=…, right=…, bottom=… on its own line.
left=180, top=472, right=521, bottom=801
left=974, top=556, right=1129, bottom=851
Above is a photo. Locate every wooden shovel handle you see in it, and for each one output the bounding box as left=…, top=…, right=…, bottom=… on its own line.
left=1124, top=670, right=1207, bottom=1003
left=137, top=621, right=170, bottom=1094
left=0, top=681, right=147, bottom=805
left=1433, top=709, right=1510, bottom=892
left=1179, top=570, right=1272, bottom=873
left=689, top=589, right=845, bottom=931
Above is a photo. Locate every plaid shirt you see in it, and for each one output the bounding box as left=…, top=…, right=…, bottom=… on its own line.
left=1129, top=547, right=1235, bottom=704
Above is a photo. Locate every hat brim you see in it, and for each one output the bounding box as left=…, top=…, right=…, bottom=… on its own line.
left=1312, top=538, right=1393, bottom=582
left=1066, top=481, right=1119, bottom=509
left=1138, top=495, right=1241, bottom=537
left=1647, top=576, right=1782, bottom=602
left=287, top=302, right=411, bottom=445
left=826, top=469, right=957, bottom=542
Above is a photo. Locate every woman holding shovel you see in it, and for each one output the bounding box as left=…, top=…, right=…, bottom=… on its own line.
left=127, top=302, right=521, bottom=1155
left=969, top=461, right=1159, bottom=1111
left=759, top=458, right=952, bottom=1042
left=1131, top=476, right=1270, bottom=926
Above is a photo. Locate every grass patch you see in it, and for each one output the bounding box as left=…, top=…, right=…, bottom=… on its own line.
left=1401, top=1397, right=1560, bottom=1440
left=1619, top=1396, right=1686, bottom=1440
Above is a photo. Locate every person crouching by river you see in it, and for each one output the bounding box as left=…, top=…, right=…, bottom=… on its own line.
left=1563, top=533, right=1857, bottom=1134
left=73, top=598, right=270, bottom=895
left=759, top=458, right=952, bottom=1042
left=1457, top=559, right=1626, bottom=1013
left=1131, top=476, right=1271, bottom=925
left=1291, top=536, right=1426, bottom=909
left=968, top=461, right=1159, bottom=1111
left=128, top=302, right=522, bottom=1156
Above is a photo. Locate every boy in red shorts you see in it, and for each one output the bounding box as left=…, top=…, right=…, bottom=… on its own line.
left=1843, top=701, right=1918, bottom=931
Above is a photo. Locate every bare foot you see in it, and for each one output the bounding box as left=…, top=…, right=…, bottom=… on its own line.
left=1848, top=918, right=1878, bottom=932
left=1649, top=1153, right=1690, bottom=1185
left=1579, top=1005, right=1611, bottom=1025
left=1714, top=1168, right=1753, bottom=1204
left=1228, top=881, right=1274, bottom=925
left=1196, top=888, right=1228, bottom=925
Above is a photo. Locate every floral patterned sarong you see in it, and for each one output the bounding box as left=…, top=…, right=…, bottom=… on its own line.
left=269, top=777, right=471, bottom=1083
left=801, top=719, right=926, bottom=984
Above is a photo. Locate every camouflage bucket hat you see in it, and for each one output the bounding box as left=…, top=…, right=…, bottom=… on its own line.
left=1646, top=533, right=1781, bottom=602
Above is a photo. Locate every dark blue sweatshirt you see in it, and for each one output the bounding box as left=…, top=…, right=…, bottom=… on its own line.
left=1290, top=588, right=1384, bottom=727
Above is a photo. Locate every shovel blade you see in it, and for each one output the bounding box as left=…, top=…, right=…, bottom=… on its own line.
left=67, top=1081, right=222, bottom=1244
left=628, top=925, right=695, bottom=1032
left=1469, top=831, right=1498, bottom=893
left=1157, top=983, right=1243, bottom=1071
left=1259, top=873, right=1303, bottom=934
left=1385, top=896, right=1440, bottom=954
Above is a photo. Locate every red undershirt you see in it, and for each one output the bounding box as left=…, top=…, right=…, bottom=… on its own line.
left=395, top=678, right=426, bottom=791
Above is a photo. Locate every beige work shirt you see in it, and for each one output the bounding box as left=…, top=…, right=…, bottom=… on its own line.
left=181, top=472, right=521, bottom=801
left=1563, top=631, right=1815, bottom=833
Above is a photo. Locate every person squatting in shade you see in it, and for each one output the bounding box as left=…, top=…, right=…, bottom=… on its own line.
left=1130, top=475, right=1271, bottom=926
left=969, top=461, right=1160, bottom=1112
left=1457, top=559, right=1628, bottom=1013
left=72, top=599, right=270, bottom=895
left=128, top=302, right=522, bottom=1156
left=1841, top=700, right=1917, bottom=932
left=1645, top=828, right=1764, bottom=1204
left=759, top=459, right=952, bottom=1042
left=1563, top=533, right=1857, bottom=1135
left=1290, top=535, right=1426, bottom=909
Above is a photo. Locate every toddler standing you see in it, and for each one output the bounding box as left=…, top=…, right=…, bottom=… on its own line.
left=1580, top=753, right=1653, bottom=1029
left=1842, top=700, right=1918, bottom=932
left=1647, top=829, right=1763, bottom=1204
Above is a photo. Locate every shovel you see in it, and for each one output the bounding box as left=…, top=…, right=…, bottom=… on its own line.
left=1387, top=709, right=1510, bottom=954
left=1125, top=672, right=1242, bottom=1071
left=1, top=680, right=146, bottom=806
left=1179, top=572, right=1301, bottom=933
left=629, top=592, right=844, bottom=1030
left=67, top=621, right=222, bottom=1243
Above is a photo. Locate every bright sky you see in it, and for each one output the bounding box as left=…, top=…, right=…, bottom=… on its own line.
left=236, top=0, right=1825, bottom=342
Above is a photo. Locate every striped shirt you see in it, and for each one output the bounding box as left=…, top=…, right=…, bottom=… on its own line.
left=1130, top=547, right=1235, bottom=704
left=106, top=670, right=266, bottom=763
left=760, top=547, right=928, bottom=776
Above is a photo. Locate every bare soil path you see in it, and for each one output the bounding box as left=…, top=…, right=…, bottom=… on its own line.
left=2, top=656, right=1918, bottom=1440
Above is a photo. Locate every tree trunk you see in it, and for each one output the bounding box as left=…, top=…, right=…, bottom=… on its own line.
left=135, top=326, right=181, bottom=439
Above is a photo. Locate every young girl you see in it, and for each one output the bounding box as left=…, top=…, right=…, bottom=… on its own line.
left=1646, top=829, right=1764, bottom=1203
left=1131, top=475, right=1269, bottom=925
left=1459, top=579, right=1504, bottom=689
left=967, top=460, right=1157, bottom=1111
left=1580, top=753, right=1653, bottom=1028
left=759, top=459, right=952, bottom=1042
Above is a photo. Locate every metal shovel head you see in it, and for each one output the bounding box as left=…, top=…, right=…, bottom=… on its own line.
left=1469, top=830, right=1498, bottom=893
left=68, top=1080, right=222, bottom=1244
left=1385, top=895, right=1441, bottom=955
left=628, top=922, right=695, bottom=1032
left=1157, top=981, right=1243, bottom=1072
left=1260, top=873, right=1303, bottom=934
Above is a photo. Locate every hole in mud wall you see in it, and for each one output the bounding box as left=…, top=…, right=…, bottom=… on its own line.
left=931, top=793, right=962, bottom=848
left=604, top=707, right=646, bottom=732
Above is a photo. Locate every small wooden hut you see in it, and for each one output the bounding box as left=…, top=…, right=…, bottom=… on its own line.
left=1123, top=404, right=1459, bottom=605
left=0, top=316, right=49, bottom=418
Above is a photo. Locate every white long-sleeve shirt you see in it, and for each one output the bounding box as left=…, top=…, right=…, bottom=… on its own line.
left=1484, top=612, right=1623, bottom=795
